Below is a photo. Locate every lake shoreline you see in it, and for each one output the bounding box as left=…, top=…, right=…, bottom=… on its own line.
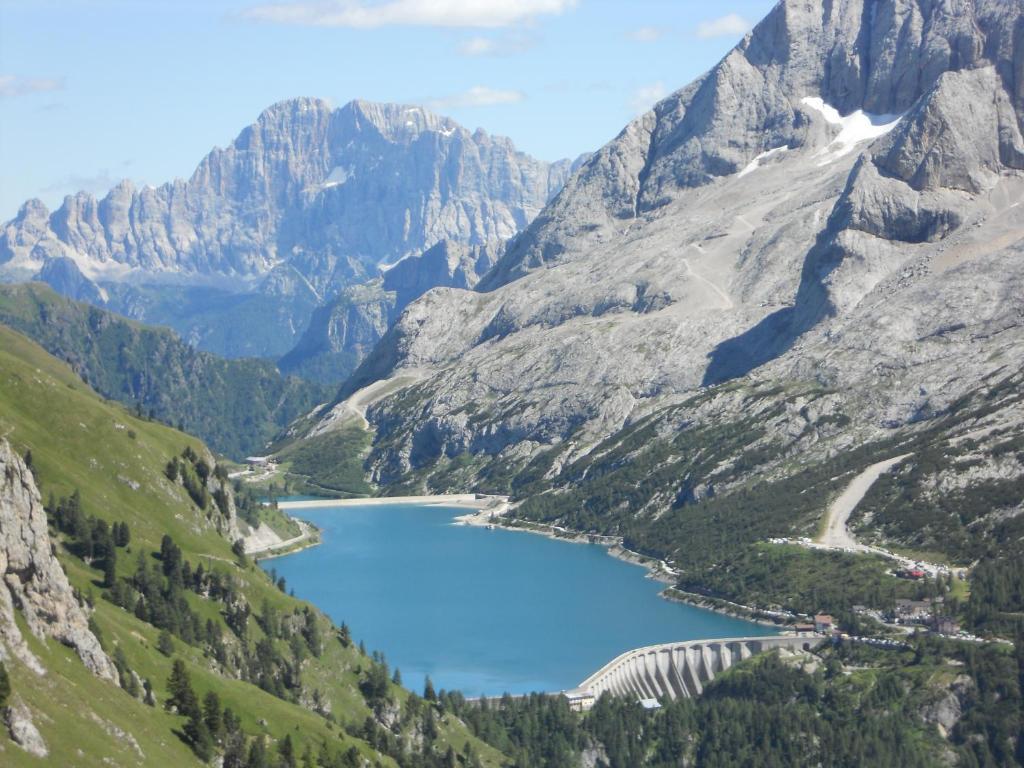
left=277, top=493, right=501, bottom=510
left=453, top=507, right=790, bottom=631
left=246, top=519, right=322, bottom=561
left=271, top=493, right=787, bottom=631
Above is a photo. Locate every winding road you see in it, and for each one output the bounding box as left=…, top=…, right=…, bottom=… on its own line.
left=818, top=454, right=913, bottom=550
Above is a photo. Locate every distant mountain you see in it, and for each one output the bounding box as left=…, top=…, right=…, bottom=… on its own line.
left=301, top=0, right=1024, bottom=577
left=0, top=99, right=578, bottom=358
left=0, top=282, right=328, bottom=458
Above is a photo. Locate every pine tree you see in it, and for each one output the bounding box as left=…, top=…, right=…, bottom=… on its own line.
left=103, top=549, right=117, bottom=588
left=278, top=733, right=297, bottom=768
left=423, top=708, right=438, bottom=741
left=223, top=707, right=241, bottom=735
left=166, top=659, right=199, bottom=717
left=424, top=675, right=437, bottom=702
left=157, top=628, right=175, bottom=656
left=203, top=690, right=223, bottom=741
left=0, top=661, right=10, bottom=708
left=184, top=709, right=214, bottom=760
left=112, top=645, right=130, bottom=688
left=247, top=736, right=270, bottom=768
left=302, top=608, right=322, bottom=657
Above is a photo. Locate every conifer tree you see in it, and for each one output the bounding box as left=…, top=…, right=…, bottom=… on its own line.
left=0, top=661, right=10, bottom=708
left=203, top=690, right=223, bottom=741
left=166, top=658, right=199, bottom=717
left=278, top=733, right=297, bottom=768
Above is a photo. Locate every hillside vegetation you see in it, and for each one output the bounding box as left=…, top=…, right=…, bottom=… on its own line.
left=0, top=324, right=501, bottom=767
left=0, top=283, right=329, bottom=459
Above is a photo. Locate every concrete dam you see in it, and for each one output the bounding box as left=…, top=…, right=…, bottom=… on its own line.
left=567, top=635, right=813, bottom=708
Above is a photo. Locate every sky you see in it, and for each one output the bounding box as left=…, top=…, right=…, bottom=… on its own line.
left=0, top=0, right=777, bottom=221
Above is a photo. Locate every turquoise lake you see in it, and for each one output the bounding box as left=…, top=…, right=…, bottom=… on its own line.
left=263, top=501, right=776, bottom=697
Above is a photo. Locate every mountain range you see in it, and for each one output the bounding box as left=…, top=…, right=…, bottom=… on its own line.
left=0, top=99, right=580, bottom=362
left=301, top=0, right=1024, bottom=573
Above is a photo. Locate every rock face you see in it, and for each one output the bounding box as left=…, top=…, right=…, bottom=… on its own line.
left=4, top=698, right=48, bottom=757
left=313, top=0, right=1024, bottom=512
left=0, top=439, right=117, bottom=683
left=278, top=240, right=503, bottom=382
left=0, top=99, right=576, bottom=357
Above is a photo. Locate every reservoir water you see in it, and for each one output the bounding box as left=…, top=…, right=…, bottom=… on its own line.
left=264, top=501, right=776, bottom=696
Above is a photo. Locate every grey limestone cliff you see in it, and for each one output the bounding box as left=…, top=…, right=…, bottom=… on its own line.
left=0, top=439, right=117, bottom=683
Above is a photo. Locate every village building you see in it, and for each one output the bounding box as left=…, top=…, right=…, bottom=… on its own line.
left=892, top=597, right=942, bottom=623
left=245, top=455, right=277, bottom=471
left=563, top=688, right=596, bottom=713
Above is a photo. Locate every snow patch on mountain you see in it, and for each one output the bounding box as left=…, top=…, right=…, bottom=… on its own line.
left=801, top=97, right=903, bottom=164
left=321, top=165, right=354, bottom=189
left=737, top=146, right=789, bottom=179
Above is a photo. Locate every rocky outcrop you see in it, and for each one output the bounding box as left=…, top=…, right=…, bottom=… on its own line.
left=0, top=99, right=576, bottom=357
left=4, top=698, right=47, bottom=757
left=920, top=675, right=974, bottom=738
left=278, top=240, right=503, bottom=382
left=0, top=439, right=117, bottom=683
left=36, top=256, right=107, bottom=305
left=206, top=465, right=244, bottom=544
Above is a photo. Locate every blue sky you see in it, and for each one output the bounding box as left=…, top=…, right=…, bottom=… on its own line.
left=0, top=0, right=777, bottom=220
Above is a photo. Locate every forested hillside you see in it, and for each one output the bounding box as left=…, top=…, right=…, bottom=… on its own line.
left=0, top=283, right=329, bottom=458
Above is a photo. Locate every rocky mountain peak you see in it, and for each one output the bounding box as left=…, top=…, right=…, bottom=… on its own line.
left=341, top=99, right=458, bottom=142
left=0, top=97, right=578, bottom=357
left=481, top=0, right=1022, bottom=289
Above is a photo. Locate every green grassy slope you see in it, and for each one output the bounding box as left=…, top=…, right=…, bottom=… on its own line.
left=0, top=282, right=329, bottom=459
left=0, top=324, right=503, bottom=767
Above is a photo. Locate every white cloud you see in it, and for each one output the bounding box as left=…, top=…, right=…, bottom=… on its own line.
left=627, top=26, right=665, bottom=43
left=628, top=82, right=666, bottom=115
left=458, top=36, right=497, bottom=55
left=456, top=33, right=536, bottom=56
left=696, top=13, right=751, bottom=39
left=41, top=169, right=120, bottom=198
left=242, top=0, right=578, bottom=28
left=0, top=75, right=64, bottom=99
left=427, top=85, right=525, bottom=110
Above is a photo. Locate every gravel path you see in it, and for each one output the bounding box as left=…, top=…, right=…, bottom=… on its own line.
left=819, top=454, right=912, bottom=549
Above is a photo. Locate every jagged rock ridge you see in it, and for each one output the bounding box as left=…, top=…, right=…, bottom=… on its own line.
left=0, top=99, right=579, bottom=358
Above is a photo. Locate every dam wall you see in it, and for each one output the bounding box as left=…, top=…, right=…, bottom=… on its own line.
left=571, top=635, right=813, bottom=705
